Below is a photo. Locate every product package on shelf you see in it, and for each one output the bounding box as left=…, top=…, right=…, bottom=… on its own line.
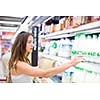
left=71, top=33, right=100, bottom=63
left=39, top=57, right=56, bottom=70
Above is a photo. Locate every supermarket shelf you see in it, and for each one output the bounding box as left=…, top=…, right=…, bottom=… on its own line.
left=76, top=62, right=100, bottom=74
left=39, top=21, right=100, bottom=39
left=46, top=28, right=100, bottom=39
left=41, top=54, right=100, bottom=73
left=41, top=54, right=70, bottom=62
left=40, top=33, right=76, bottom=40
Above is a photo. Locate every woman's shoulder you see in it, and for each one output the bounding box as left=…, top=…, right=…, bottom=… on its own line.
left=14, top=60, right=32, bottom=75
left=16, top=60, right=32, bottom=69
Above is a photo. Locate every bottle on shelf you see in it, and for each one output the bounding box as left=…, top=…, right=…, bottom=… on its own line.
left=62, top=71, right=70, bottom=83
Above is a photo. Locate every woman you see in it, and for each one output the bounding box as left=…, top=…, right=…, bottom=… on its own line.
left=8, top=31, right=85, bottom=83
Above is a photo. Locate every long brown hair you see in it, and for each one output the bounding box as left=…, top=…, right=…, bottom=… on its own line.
left=8, top=31, right=33, bottom=82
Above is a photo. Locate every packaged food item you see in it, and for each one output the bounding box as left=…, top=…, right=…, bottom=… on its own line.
left=62, top=71, right=70, bottom=83
left=67, top=16, right=73, bottom=29
left=73, top=16, right=85, bottom=27
left=59, top=17, right=65, bottom=30
left=84, top=16, right=92, bottom=24
left=91, top=16, right=100, bottom=22
left=51, top=24, right=56, bottom=32
left=39, top=58, right=56, bottom=70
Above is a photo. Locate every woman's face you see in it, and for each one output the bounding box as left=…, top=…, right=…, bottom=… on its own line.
left=26, top=35, right=34, bottom=53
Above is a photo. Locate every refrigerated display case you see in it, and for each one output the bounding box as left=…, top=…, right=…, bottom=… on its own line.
left=39, top=16, right=100, bottom=83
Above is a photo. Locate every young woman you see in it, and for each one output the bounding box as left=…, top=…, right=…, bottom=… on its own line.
left=8, top=31, right=85, bottom=83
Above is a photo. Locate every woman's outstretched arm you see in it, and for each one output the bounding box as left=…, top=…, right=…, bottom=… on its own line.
left=14, top=56, right=85, bottom=78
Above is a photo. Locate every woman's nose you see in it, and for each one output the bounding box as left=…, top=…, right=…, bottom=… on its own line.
left=31, top=43, right=34, bottom=47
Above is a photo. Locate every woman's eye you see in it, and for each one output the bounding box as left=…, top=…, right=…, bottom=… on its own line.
left=28, top=41, right=34, bottom=44
left=28, top=41, right=32, bottom=43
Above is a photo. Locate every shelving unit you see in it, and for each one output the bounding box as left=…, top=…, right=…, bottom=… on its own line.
left=39, top=17, right=100, bottom=83
left=39, top=20, right=100, bottom=39
left=0, top=31, right=15, bottom=57
left=41, top=54, right=70, bottom=62
left=41, top=54, right=100, bottom=74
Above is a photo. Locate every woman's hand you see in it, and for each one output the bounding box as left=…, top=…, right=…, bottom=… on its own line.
left=71, top=56, right=85, bottom=65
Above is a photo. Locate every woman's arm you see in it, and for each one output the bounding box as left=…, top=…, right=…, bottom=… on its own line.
left=15, top=56, right=85, bottom=78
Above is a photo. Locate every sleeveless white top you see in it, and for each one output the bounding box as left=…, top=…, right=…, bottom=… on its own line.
left=11, top=74, right=33, bottom=83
